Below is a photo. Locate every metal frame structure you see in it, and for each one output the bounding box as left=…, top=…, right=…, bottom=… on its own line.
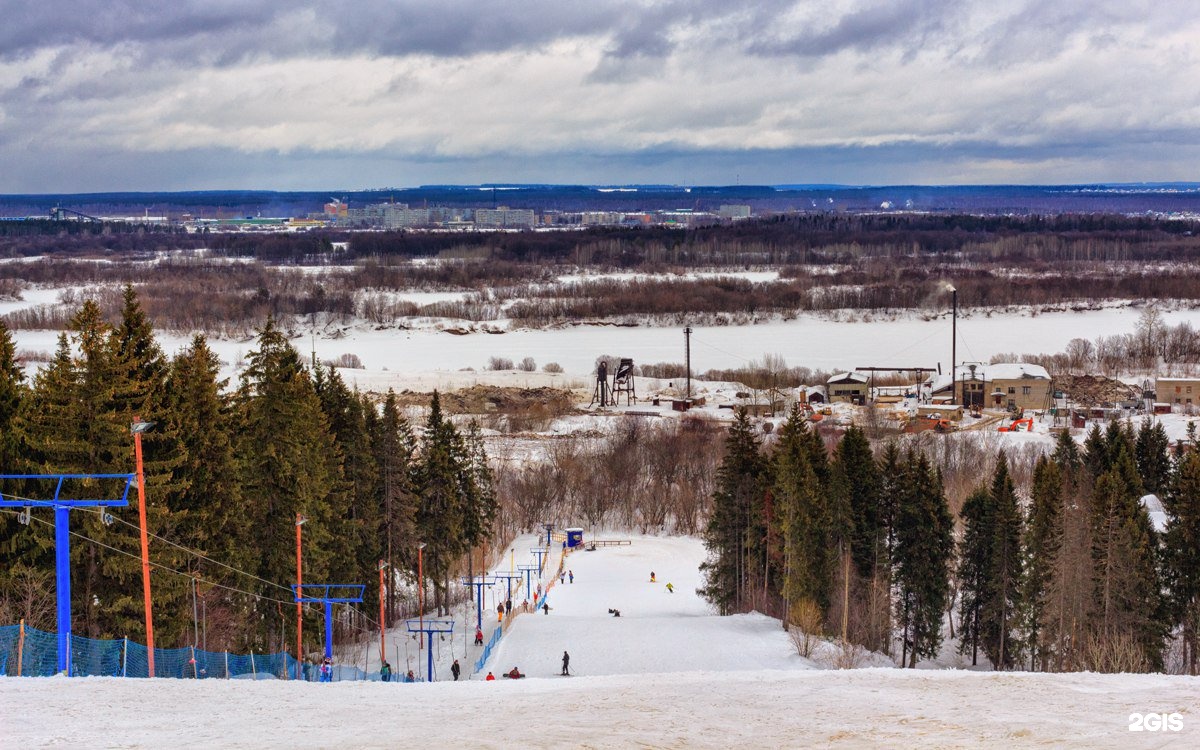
left=529, top=546, right=548, bottom=573
left=405, top=618, right=454, bottom=682
left=291, top=583, right=365, bottom=660
left=518, top=563, right=540, bottom=601
left=490, top=570, right=522, bottom=613
left=460, top=575, right=496, bottom=632
left=0, top=473, right=135, bottom=675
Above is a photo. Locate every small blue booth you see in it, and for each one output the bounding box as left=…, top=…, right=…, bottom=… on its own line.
left=566, top=527, right=584, bottom=548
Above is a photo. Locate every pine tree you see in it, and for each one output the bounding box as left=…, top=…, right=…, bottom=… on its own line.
left=1022, top=455, right=1062, bottom=671
left=893, top=449, right=953, bottom=667
left=701, top=408, right=767, bottom=615
left=1163, top=451, right=1200, bottom=674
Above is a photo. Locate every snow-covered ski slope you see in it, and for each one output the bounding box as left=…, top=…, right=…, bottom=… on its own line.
left=489, top=536, right=813, bottom=678
left=3, top=537, right=1199, bottom=749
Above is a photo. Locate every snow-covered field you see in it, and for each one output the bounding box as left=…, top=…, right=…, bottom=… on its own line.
left=3, top=537, right=1198, bottom=748
left=6, top=280, right=1198, bottom=383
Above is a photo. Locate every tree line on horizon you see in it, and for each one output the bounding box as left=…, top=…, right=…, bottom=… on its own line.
left=700, top=407, right=1200, bottom=674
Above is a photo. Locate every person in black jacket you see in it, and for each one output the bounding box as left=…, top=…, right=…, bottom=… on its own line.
left=451, top=659, right=461, bottom=681
left=561, top=651, right=570, bottom=676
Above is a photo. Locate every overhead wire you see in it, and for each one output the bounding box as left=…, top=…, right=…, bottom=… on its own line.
left=0, top=506, right=295, bottom=607
left=0, top=488, right=295, bottom=596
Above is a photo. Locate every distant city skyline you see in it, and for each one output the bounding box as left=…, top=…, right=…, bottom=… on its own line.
left=1, top=1, right=1196, bottom=192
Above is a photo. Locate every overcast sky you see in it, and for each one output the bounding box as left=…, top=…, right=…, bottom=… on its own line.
left=1, top=0, right=1196, bottom=191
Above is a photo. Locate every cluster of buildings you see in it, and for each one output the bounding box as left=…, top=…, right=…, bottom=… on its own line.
left=309, top=200, right=755, bottom=232
left=824, top=363, right=1054, bottom=412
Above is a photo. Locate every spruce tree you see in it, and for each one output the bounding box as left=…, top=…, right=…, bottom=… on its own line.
left=414, top=391, right=472, bottom=614
left=772, top=405, right=829, bottom=618
left=1022, top=455, right=1062, bottom=671
left=313, top=364, right=378, bottom=588
left=957, top=485, right=991, bottom=666
left=1135, top=418, right=1171, bottom=496
left=0, top=320, right=24, bottom=471
left=701, top=408, right=767, bottom=615
left=982, top=452, right=1023, bottom=669
left=1082, top=423, right=1109, bottom=479
left=373, top=389, right=418, bottom=623
left=893, top=449, right=953, bottom=667
left=837, top=425, right=883, bottom=579
left=1089, top=448, right=1164, bottom=670
left=831, top=425, right=887, bottom=650
left=1163, top=450, right=1200, bottom=674
left=233, top=317, right=343, bottom=649
left=163, top=335, right=241, bottom=565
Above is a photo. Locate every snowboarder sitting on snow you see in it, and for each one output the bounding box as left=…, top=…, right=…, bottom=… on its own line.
left=485, top=671, right=496, bottom=681
left=666, top=582, right=674, bottom=593
left=506, top=666, right=524, bottom=679
left=650, top=571, right=656, bottom=582
left=608, top=608, right=621, bottom=617
left=451, top=659, right=461, bottom=681
left=404, top=670, right=415, bottom=683
left=380, top=661, right=392, bottom=682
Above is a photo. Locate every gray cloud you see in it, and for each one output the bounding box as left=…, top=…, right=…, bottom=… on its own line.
left=0, top=0, right=1196, bottom=190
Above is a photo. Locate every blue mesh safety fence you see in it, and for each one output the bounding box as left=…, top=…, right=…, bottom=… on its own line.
left=1, top=624, right=304, bottom=680
left=473, top=625, right=502, bottom=675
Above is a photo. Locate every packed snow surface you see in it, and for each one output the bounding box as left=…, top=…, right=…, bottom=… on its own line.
left=3, top=537, right=1199, bottom=748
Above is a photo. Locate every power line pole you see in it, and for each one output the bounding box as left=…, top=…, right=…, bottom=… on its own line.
left=684, top=326, right=693, bottom=399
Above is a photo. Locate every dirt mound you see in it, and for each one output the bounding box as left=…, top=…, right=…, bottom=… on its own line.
left=1054, top=374, right=1139, bottom=406
left=391, top=385, right=578, bottom=416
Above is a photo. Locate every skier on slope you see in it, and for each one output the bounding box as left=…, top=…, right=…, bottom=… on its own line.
left=561, top=651, right=570, bottom=676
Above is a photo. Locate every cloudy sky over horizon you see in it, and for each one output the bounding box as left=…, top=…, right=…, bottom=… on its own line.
left=1, top=0, right=1197, bottom=191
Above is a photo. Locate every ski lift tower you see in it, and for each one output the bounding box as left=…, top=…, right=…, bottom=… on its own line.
left=405, top=618, right=454, bottom=682
left=530, top=546, right=549, bottom=573
left=292, top=584, right=365, bottom=661
left=612, top=358, right=637, bottom=405
left=518, top=563, right=540, bottom=600
left=0, top=473, right=135, bottom=675
left=460, top=574, right=496, bottom=633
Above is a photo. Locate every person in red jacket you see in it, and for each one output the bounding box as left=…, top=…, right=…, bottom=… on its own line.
left=485, top=672, right=495, bottom=681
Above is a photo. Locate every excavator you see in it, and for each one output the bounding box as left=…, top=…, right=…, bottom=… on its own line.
left=998, top=418, right=1034, bottom=433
